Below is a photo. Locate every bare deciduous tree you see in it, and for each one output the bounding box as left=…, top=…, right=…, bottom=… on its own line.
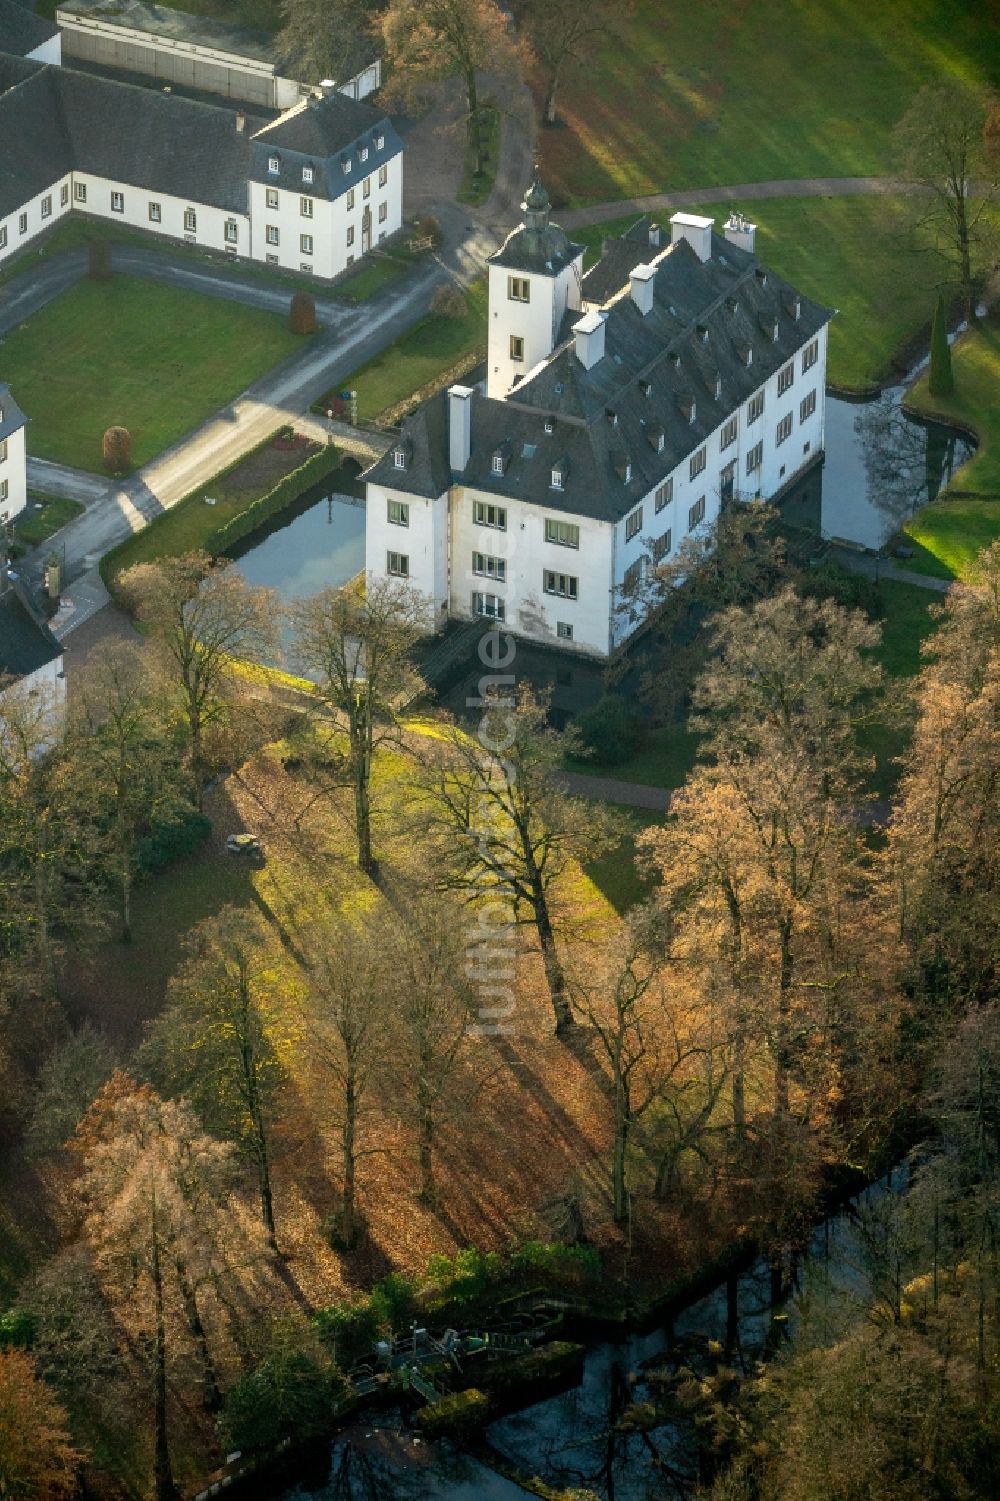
left=514, top=0, right=631, bottom=127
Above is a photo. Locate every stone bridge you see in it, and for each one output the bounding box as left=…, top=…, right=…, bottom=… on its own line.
left=298, top=415, right=394, bottom=472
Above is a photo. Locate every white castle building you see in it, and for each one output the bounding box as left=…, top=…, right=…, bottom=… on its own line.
left=364, top=174, right=833, bottom=658
left=0, top=384, right=28, bottom=529
left=0, top=13, right=402, bottom=282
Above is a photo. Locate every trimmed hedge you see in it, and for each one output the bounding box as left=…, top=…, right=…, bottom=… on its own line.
left=207, top=444, right=341, bottom=554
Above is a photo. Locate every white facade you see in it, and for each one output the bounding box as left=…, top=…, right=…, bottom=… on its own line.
left=0, top=177, right=73, bottom=264
left=248, top=150, right=402, bottom=280
left=488, top=251, right=583, bottom=400
left=365, top=192, right=831, bottom=661
left=71, top=172, right=250, bottom=256
left=0, top=423, right=27, bottom=527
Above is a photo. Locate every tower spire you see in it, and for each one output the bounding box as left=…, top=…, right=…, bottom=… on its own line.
left=522, top=163, right=551, bottom=232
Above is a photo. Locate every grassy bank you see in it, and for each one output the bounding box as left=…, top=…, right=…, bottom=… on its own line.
left=333, top=280, right=488, bottom=423
left=535, top=0, right=992, bottom=207
left=2, top=275, right=301, bottom=472
left=15, top=495, right=84, bottom=548
left=902, top=317, right=1000, bottom=578
left=101, top=430, right=336, bottom=589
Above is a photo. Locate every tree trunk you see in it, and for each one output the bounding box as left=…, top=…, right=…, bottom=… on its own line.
left=543, top=59, right=562, bottom=126
left=243, top=1046, right=277, bottom=1250
left=151, top=1197, right=177, bottom=1501
left=533, top=893, right=572, bottom=1035
left=342, top=1066, right=358, bottom=1246
left=122, top=846, right=133, bottom=943
left=351, top=704, right=376, bottom=877
left=732, top=1026, right=746, bottom=1133
left=418, top=1067, right=435, bottom=1202
left=774, top=917, right=793, bottom=1116
left=612, top=1109, right=628, bottom=1225
left=174, top=1256, right=220, bottom=1411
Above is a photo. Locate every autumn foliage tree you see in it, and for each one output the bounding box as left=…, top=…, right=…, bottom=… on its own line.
left=0, top=1349, right=82, bottom=1500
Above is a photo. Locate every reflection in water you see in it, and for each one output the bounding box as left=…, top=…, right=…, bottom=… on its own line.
left=227, top=484, right=367, bottom=602
left=804, top=390, right=972, bottom=551
left=278, top=1420, right=533, bottom=1499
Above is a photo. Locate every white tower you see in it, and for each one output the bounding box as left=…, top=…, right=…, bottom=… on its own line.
left=486, top=170, right=584, bottom=400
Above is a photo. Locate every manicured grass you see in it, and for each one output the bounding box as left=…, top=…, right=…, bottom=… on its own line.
left=342, top=280, right=488, bottom=422
left=15, top=495, right=84, bottom=548
left=873, top=579, right=938, bottom=680
left=1, top=275, right=301, bottom=473
left=584, top=808, right=660, bottom=914
left=902, top=318, right=1000, bottom=578
left=335, top=254, right=408, bottom=303
left=457, top=108, right=502, bottom=208
left=575, top=196, right=950, bottom=391
left=536, top=0, right=993, bottom=207
left=565, top=722, right=701, bottom=790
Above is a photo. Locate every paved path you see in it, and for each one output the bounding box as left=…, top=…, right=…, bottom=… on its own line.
left=828, top=544, right=953, bottom=593
left=555, top=771, right=670, bottom=812
left=557, top=176, right=902, bottom=230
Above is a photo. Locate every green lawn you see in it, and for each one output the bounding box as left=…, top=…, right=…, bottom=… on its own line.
left=1, top=275, right=302, bottom=473
left=340, top=281, right=488, bottom=423
left=335, top=255, right=409, bottom=303
left=575, top=196, right=950, bottom=391
left=584, top=808, right=660, bottom=914
left=565, top=721, right=701, bottom=790
left=902, top=318, right=1000, bottom=578
left=15, top=495, right=84, bottom=548
left=538, top=0, right=995, bottom=207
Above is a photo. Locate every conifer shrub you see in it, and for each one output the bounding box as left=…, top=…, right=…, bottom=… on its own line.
left=290, top=290, right=317, bottom=334
left=102, top=425, right=131, bottom=473
left=928, top=292, right=954, bottom=397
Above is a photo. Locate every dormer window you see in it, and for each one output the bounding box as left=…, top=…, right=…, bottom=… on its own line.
left=393, top=447, right=407, bottom=470
left=606, top=408, right=618, bottom=427
left=678, top=394, right=696, bottom=424
left=268, top=155, right=279, bottom=174
left=550, top=466, right=564, bottom=490
left=612, top=451, right=632, bottom=484
left=302, top=165, right=313, bottom=183
left=697, top=324, right=709, bottom=342
left=343, top=157, right=352, bottom=174
left=755, top=267, right=768, bottom=287
left=377, top=134, right=385, bottom=150
left=492, top=455, right=505, bottom=475
left=646, top=424, right=665, bottom=453
left=544, top=419, right=554, bottom=434
left=714, top=375, right=722, bottom=399
left=735, top=341, right=753, bottom=367
left=360, top=147, right=369, bottom=162
left=639, top=379, right=652, bottom=398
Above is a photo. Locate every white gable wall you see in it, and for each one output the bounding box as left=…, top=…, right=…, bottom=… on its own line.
left=0, top=424, right=28, bottom=525
left=26, top=34, right=62, bottom=65
left=366, top=480, right=449, bottom=631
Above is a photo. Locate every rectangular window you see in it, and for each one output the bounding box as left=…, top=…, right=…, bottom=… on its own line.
left=624, top=506, right=643, bottom=542
left=776, top=413, right=793, bottom=446
left=746, top=441, right=763, bottom=474
left=266, top=188, right=279, bottom=209
left=111, top=192, right=124, bottom=214
left=508, top=276, right=530, bottom=302
left=59, top=183, right=69, bottom=206
left=777, top=361, right=794, bottom=395
left=360, top=147, right=369, bottom=162
left=720, top=415, right=738, bottom=449
left=623, top=558, right=644, bottom=591
left=386, top=550, right=409, bottom=577
left=802, top=338, right=819, bottom=373
left=544, top=518, right=579, bottom=548
left=225, top=219, right=238, bottom=243
left=689, top=446, right=707, bottom=481
left=557, top=621, right=573, bottom=641
left=184, top=208, right=197, bottom=232
left=799, top=388, right=817, bottom=423
left=300, top=196, right=313, bottom=218
left=266, top=225, right=279, bottom=245
left=473, top=551, right=506, bottom=581
left=550, top=467, right=564, bottom=490
left=268, top=156, right=279, bottom=174
left=510, top=335, right=524, bottom=362
left=346, top=225, right=355, bottom=246
left=302, top=165, right=313, bottom=184
left=473, top=591, right=505, bottom=620
left=0, top=479, right=7, bottom=504
left=347, top=188, right=355, bottom=210
left=301, top=263, right=313, bottom=273
left=74, top=181, right=87, bottom=203
left=379, top=164, right=388, bottom=187
left=688, top=495, right=706, bottom=530
left=363, top=176, right=371, bottom=199
left=0, top=228, right=6, bottom=250
left=41, top=195, right=51, bottom=219
left=474, top=501, right=506, bottom=530
left=655, top=478, right=673, bottom=512
left=148, top=202, right=161, bottom=223
left=543, top=570, right=578, bottom=600
left=266, top=253, right=279, bottom=264
left=393, top=450, right=406, bottom=470
left=300, top=233, right=313, bottom=254
left=0, top=439, right=7, bottom=462
left=651, top=528, right=672, bottom=562
left=18, top=213, right=27, bottom=234
left=746, top=390, right=764, bottom=424
left=388, top=499, right=409, bottom=526
left=378, top=201, right=388, bottom=223
left=377, top=134, right=385, bottom=150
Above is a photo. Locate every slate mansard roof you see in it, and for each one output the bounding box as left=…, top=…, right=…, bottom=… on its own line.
left=0, top=51, right=400, bottom=219
left=0, top=589, right=62, bottom=680
left=0, top=0, right=59, bottom=56
left=0, top=383, right=28, bottom=444
left=367, top=218, right=834, bottom=525
left=251, top=93, right=401, bottom=203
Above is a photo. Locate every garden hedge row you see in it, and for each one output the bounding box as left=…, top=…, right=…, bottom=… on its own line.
left=207, top=443, right=342, bottom=554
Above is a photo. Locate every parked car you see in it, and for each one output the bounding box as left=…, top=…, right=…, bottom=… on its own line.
left=226, top=833, right=266, bottom=866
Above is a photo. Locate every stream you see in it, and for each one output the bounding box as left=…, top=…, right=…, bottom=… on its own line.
left=267, top=1176, right=900, bottom=1501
